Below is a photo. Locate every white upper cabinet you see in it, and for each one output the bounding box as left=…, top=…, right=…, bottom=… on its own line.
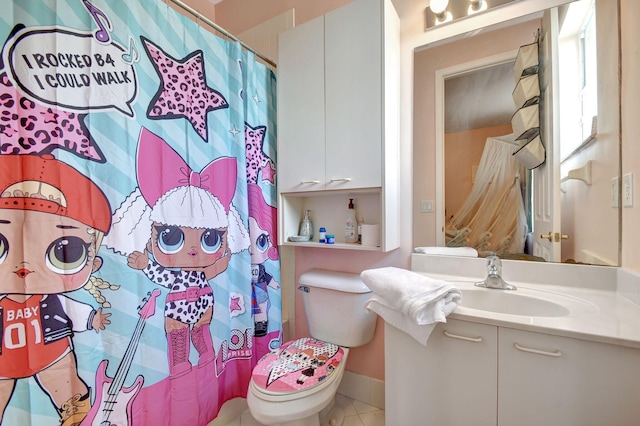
left=276, top=0, right=400, bottom=251
left=277, top=15, right=325, bottom=192
left=277, top=0, right=398, bottom=193
left=324, top=0, right=384, bottom=190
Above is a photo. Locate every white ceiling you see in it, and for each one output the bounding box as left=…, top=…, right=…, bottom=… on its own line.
left=444, top=60, right=516, bottom=133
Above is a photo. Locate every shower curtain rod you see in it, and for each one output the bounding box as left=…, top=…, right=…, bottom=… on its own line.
left=168, top=0, right=277, bottom=68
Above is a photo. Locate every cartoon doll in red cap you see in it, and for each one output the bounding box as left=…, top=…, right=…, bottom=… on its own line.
left=105, top=128, right=250, bottom=378
left=0, top=154, right=114, bottom=426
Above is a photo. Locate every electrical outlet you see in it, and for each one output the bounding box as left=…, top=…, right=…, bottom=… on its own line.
left=611, top=177, right=619, bottom=207
left=623, top=172, right=633, bottom=207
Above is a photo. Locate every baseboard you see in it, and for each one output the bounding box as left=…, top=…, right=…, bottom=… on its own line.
left=206, top=398, right=248, bottom=425
left=337, top=370, right=385, bottom=409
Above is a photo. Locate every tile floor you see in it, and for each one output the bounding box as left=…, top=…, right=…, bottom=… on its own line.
left=227, top=394, right=385, bottom=426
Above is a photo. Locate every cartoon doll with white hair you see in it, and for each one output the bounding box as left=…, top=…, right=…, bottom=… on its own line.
left=105, top=128, right=250, bottom=378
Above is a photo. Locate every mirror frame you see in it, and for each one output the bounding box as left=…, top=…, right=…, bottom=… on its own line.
left=412, top=0, right=622, bottom=266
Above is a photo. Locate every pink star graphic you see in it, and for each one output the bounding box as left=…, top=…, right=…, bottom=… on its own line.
left=245, top=123, right=275, bottom=185
left=141, top=37, right=228, bottom=142
left=0, top=72, right=105, bottom=162
left=230, top=296, right=242, bottom=313
left=261, top=161, right=276, bottom=185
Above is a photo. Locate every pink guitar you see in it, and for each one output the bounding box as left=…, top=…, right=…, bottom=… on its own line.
left=82, top=289, right=161, bottom=426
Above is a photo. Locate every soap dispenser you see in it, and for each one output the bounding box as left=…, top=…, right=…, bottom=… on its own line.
left=299, top=209, right=314, bottom=240
left=344, top=199, right=358, bottom=243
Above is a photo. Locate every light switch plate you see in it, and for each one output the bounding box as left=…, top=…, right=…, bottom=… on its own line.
left=611, top=177, right=619, bottom=207
left=623, top=172, right=633, bottom=207
left=420, top=200, right=434, bottom=213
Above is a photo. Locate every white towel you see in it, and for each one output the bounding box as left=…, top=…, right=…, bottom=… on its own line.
left=414, top=246, right=478, bottom=257
left=361, top=266, right=461, bottom=325
left=365, top=296, right=440, bottom=345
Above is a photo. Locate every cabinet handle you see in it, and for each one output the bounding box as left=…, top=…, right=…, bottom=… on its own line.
left=300, top=180, right=320, bottom=184
left=514, top=343, right=562, bottom=358
left=329, top=177, right=352, bottom=182
left=443, top=330, right=483, bottom=343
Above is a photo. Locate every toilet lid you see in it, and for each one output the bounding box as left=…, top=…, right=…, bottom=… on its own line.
left=252, top=337, right=344, bottom=394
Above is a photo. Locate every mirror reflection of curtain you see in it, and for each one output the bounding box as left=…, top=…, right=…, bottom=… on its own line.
left=445, top=134, right=528, bottom=255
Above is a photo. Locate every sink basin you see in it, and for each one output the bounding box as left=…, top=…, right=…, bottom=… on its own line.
left=459, top=287, right=571, bottom=317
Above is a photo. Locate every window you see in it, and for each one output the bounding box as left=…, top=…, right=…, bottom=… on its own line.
left=558, top=0, right=597, bottom=160
left=580, top=7, right=597, bottom=142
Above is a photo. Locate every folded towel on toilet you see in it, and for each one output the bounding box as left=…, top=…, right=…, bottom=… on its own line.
left=414, top=246, right=479, bottom=257
left=360, top=267, right=462, bottom=345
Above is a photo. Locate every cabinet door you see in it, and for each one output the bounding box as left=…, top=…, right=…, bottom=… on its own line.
left=385, top=320, right=498, bottom=426
left=277, top=15, right=326, bottom=193
left=499, top=328, right=640, bottom=426
left=324, top=0, right=383, bottom=190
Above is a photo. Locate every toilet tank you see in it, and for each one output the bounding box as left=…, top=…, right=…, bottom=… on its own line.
left=298, top=269, right=377, bottom=347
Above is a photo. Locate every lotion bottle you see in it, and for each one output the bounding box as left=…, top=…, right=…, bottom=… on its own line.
left=299, top=209, right=313, bottom=240
left=344, top=199, right=358, bottom=243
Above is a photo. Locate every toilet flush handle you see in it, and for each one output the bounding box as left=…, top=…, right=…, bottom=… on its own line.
left=298, top=285, right=310, bottom=293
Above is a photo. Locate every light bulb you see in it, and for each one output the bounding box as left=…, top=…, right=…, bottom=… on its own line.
left=435, top=10, right=453, bottom=25
left=468, top=0, right=488, bottom=15
left=429, top=0, right=449, bottom=15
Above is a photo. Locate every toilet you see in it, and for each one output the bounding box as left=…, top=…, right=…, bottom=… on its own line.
left=247, top=269, right=377, bottom=426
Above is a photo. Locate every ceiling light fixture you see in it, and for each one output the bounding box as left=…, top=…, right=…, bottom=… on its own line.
left=425, top=0, right=517, bottom=30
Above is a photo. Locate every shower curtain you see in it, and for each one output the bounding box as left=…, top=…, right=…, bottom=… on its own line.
left=0, top=1, right=281, bottom=425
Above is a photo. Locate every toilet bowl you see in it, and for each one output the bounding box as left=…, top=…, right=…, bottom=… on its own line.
left=247, top=269, right=377, bottom=426
left=248, top=337, right=349, bottom=426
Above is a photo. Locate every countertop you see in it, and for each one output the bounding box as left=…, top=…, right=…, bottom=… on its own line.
left=410, top=254, right=640, bottom=349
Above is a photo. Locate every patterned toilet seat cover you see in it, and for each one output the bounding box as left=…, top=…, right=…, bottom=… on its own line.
left=252, top=337, right=344, bottom=393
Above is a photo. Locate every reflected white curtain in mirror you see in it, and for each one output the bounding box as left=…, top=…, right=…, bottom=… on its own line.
left=445, top=134, right=528, bottom=256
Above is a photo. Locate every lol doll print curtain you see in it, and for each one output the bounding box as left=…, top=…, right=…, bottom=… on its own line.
left=0, top=1, right=281, bottom=425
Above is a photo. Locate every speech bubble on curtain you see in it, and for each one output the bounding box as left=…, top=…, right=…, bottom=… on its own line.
left=3, top=26, right=138, bottom=117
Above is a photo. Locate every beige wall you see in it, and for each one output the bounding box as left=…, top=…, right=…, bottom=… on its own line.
left=214, top=0, right=350, bottom=34
left=621, top=0, right=640, bottom=273
left=167, top=0, right=216, bottom=25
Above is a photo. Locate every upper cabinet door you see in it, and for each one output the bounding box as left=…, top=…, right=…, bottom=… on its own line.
left=324, top=0, right=383, bottom=190
left=277, top=15, right=326, bottom=193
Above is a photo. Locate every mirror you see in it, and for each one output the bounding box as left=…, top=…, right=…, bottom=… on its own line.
left=413, top=0, right=620, bottom=266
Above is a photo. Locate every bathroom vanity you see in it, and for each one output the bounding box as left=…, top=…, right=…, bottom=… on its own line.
left=384, top=254, right=640, bottom=425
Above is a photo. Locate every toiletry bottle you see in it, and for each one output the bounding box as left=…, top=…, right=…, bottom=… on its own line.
left=319, top=227, right=326, bottom=243
left=299, top=209, right=314, bottom=239
left=344, top=199, right=358, bottom=243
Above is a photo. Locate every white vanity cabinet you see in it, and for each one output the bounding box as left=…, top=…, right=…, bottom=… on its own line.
left=498, top=327, right=640, bottom=426
left=276, top=0, right=400, bottom=251
left=385, top=321, right=640, bottom=425
left=385, top=319, right=498, bottom=426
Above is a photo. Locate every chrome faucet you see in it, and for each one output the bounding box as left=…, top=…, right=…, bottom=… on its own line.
left=475, top=253, right=516, bottom=290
